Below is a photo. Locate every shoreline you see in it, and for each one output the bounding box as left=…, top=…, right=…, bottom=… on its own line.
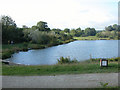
left=2, top=39, right=76, bottom=60
left=2, top=38, right=118, bottom=60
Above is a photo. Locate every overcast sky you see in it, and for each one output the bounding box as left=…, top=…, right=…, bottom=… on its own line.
left=0, top=0, right=119, bottom=30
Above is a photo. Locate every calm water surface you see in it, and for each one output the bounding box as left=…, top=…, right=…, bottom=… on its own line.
left=8, top=40, right=118, bottom=65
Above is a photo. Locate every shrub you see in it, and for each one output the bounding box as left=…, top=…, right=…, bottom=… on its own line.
left=2, top=50, right=14, bottom=59
left=57, top=57, right=70, bottom=64
left=57, top=57, right=78, bottom=64
left=71, top=58, right=78, bottom=63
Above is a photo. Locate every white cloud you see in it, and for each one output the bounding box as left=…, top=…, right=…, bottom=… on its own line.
left=0, top=0, right=118, bottom=30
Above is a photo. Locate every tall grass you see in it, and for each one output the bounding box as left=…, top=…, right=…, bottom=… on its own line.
left=57, top=56, right=78, bottom=64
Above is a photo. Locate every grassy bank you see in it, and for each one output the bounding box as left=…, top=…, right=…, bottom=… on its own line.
left=74, top=36, right=110, bottom=40
left=2, top=39, right=75, bottom=59
left=2, top=58, right=118, bottom=76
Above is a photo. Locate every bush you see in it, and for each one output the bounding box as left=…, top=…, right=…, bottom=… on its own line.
left=57, top=57, right=78, bottom=64
left=71, top=58, right=78, bottom=63
left=2, top=50, right=14, bottom=59
left=91, top=57, right=119, bottom=62
left=57, top=57, right=70, bottom=64
left=108, top=57, right=119, bottom=62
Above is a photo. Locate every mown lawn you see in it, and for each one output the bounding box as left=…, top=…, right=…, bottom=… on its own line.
left=2, top=61, right=118, bottom=76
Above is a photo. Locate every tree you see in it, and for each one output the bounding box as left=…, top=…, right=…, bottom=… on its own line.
left=118, top=25, right=120, bottom=31
left=75, top=27, right=82, bottom=37
left=22, top=25, right=28, bottom=29
left=96, top=33, right=101, bottom=38
left=70, top=29, right=77, bottom=36
left=84, top=28, right=91, bottom=36
left=112, top=24, right=118, bottom=30
left=64, top=28, right=70, bottom=33
left=76, top=27, right=81, bottom=31
left=29, top=31, right=57, bottom=44
left=1, top=15, right=16, bottom=27
left=1, top=15, right=16, bottom=43
left=51, top=28, right=61, bottom=34
left=84, top=28, right=96, bottom=36
left=31, top=25, right=38, bottom=30
left=105, top=25, right=113, bottom=31
left=1, top=15, right=25, bottom=44
left=90, top=28, right=96, bottom=36
left=37, top=21, right=50, bottom=31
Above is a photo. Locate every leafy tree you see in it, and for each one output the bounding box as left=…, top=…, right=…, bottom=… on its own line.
left=1, top=15, right=25, bottom=44
left=22, top=25, right=28, bottom=29
left=51, top=28, right=61, bottom=34
left=1, top=15, right=16, bottom=27
left=37, top=21, right=50, bottom=31
left=64, top=28, right=70, bottom=33
left=81, top=30, right=85, bottom=37
left=96, top=24, right=119, bottom=39
left=84, top=28, right=96, bottom=36
left=112, top=24, right=118, bottom=30
left=84, top=28, right=90, bottom=36
left=75, top=27, right=82, bottom=37
left=70, top=29, right=77, bottom=36
left=29, top=31, right=57, bottom=44
left=105, top=25, right=114, bottom=31
left=105, top=24, right=120, bottom=31
left=31, top=25, right=38, bottom=30
left=23, top=29, right=33, bottom=42
left=118, top=25, right=120, bottom=31
left=76, top=27, right=81, bottom=31
left=96, top=33, right=101, bottom=38
left=90, top=28, right=96, bottom=36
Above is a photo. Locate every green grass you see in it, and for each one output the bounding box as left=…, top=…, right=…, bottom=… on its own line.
left=2, top=61, right=118, bottom=76
left=74, top=36, right=110, bottom=40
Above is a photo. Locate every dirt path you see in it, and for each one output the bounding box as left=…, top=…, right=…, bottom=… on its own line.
left=2, top=73, right=118, bottom=88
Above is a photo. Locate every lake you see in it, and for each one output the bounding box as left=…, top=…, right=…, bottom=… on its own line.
left=8, top=40, right=118, bottom=65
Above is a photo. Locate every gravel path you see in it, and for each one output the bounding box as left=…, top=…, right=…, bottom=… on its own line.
left=2, top=73, right=118, bottom=88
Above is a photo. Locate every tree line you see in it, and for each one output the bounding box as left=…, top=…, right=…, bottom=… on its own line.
left=1, top=15, right=119, bottom=44
left=96, top=24, right=119, bottom=39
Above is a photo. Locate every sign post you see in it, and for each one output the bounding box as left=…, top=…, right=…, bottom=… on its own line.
left=100, top=59, right=108, bottom=67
